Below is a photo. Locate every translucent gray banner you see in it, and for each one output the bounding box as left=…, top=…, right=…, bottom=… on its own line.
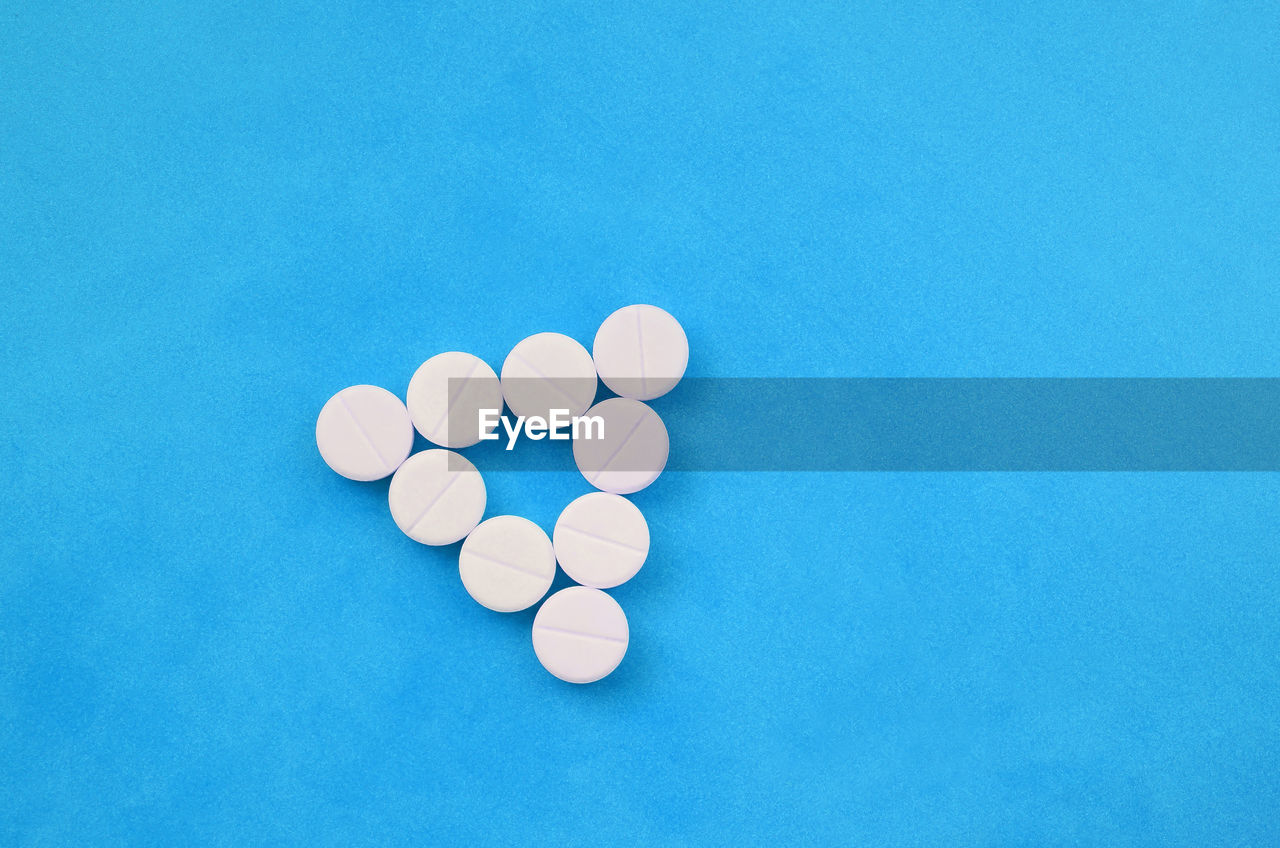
left=451, top=379, right=1280, bottom=471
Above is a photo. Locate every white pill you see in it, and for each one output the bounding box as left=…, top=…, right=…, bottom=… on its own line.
left=459, top=515, right=556, bottom=612
left=500, top=332, right=598, bottom=421
left=388, top=449, right=486, bottom=545
left=532, top=587, right=629, bottom=684
left=553, top=493, right=649, bottom=589
left=592, top=304, right=688, bottom=401
left=406, top=351, right=502, bottom=448
left=316, top=385, right=415, bottom=481
left=572, top=398, right=669, bottom=494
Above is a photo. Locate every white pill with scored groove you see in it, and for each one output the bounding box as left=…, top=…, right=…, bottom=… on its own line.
left=592, top=304, right=688, bottom=401
left=553, top=493, right=649, bottom=589
left=532, top=587, right=629, bottom=683
left=572, top=397, right=669, bottom=494
left=459, top=515, right=556, bottom=612
left=316, top=385, right=415, bottom=481
left=500, top=332, right=598, bottom=421
left=388, top=449, right=486, bottom=545
left=406, top=351, right=502, bottom=448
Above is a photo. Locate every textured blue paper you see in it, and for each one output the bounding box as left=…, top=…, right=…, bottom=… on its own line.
left=2, top=2, right=1278, bottom=845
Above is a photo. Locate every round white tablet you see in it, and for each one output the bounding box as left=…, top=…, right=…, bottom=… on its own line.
left=459, top=515, right=556, bottom=612
left=532, top=587, right=629, bottom=684
left=388, top=449, right=486, bottom=545
left=406, top=351, right=502, bottom=448
left=316, top=385, right=415, bottom=481
left=592, top=304, right=688, bottom=401
left=553, top=493, right=649, bottom=589
left=500, top=332, right=598, bottom=421
left=572, top=398, right=669, bottom=495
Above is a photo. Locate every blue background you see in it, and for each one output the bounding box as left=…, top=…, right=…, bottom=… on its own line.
left=3, top=1, right=1278, bottom=845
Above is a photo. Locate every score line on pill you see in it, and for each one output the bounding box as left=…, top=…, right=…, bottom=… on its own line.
left=406, top=351, right=502, bottom=449
left=316, top=384, right=415, bottom=481
left=593, top=304, right=688, bottom=401
left=500, top=332, right=598, bottom=421
left=554, top=493, right=649, bottom=589
left=572, top=397, right=669, bottom=494
left=459, top=515, right=556, bottom=612
left=388, top=449, right=487, bottom=545
left=532, top=587, right=629, bottom=683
